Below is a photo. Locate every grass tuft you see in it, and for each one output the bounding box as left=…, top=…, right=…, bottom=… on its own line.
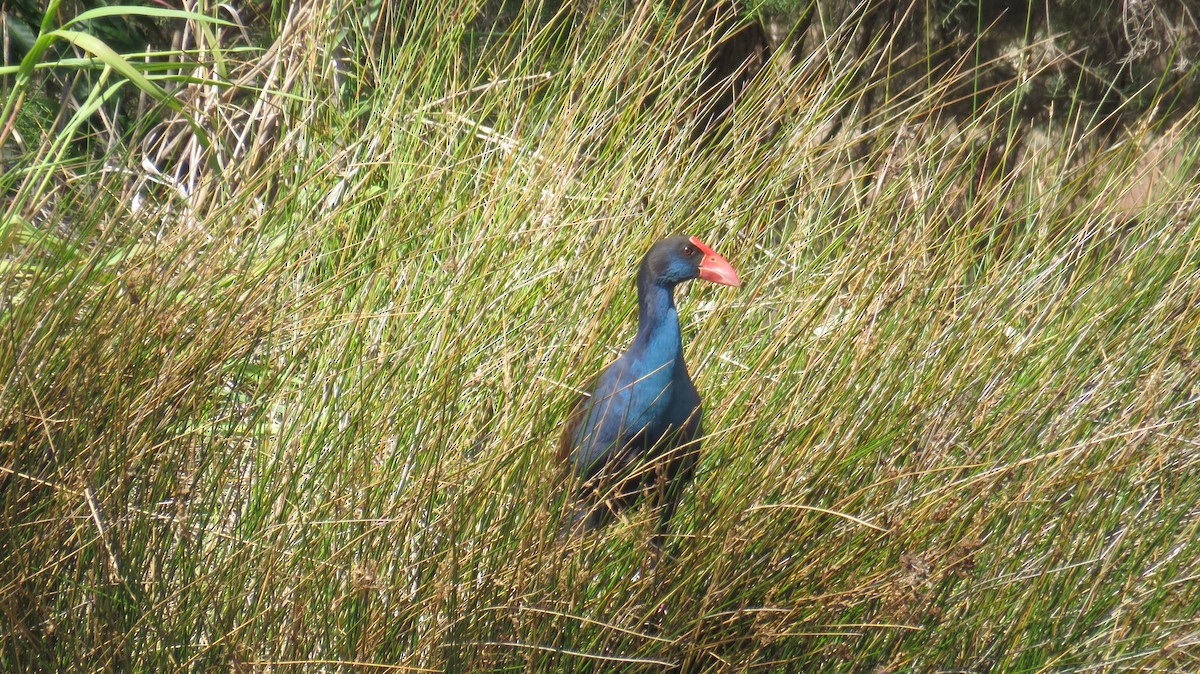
left=2, top=1, right=1199, bottom=671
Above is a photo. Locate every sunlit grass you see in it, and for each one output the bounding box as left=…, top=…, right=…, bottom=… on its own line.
left=2, top=1, right=1198, bottom=671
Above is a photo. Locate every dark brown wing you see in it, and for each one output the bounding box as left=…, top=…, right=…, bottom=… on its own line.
left=556, top=392, right=588, bottom=464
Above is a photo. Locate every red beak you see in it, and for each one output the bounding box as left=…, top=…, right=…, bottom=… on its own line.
left=690, top=236, right=741, bottom=287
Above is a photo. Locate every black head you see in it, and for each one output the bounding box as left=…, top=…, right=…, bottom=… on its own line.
left=638, top=235, right=741, bottom=288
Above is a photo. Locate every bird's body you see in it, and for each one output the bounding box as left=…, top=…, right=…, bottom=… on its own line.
left=559, top=235, right=740, bottom=538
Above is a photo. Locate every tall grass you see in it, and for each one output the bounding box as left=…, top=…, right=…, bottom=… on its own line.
left=2, top=1, right=1198, bottom=671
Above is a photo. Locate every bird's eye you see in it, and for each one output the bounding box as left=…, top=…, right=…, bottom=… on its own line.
left=681, top=245, right=695, bottom=256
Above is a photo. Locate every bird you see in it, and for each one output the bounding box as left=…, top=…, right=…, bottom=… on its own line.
left=558, top=235, right=740, bottom=543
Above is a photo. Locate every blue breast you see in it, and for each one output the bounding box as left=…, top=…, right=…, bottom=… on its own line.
left=568, top=304, right=684, bottom=475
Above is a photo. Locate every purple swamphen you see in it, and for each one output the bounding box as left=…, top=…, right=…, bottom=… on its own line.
left=559, top=235, right=741, bottom=541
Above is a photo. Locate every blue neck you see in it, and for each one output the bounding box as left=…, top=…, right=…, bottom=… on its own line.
left=633, top=278, right=682, bottom=367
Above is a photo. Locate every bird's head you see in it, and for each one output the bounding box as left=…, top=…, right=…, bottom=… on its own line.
left=640, top=235, right=741, bottom=288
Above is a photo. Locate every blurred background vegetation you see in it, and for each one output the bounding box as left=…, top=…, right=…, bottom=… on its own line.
left=6, top=0, right=1200, bottom=169
left=3, top=0, right=1198, bottom=672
